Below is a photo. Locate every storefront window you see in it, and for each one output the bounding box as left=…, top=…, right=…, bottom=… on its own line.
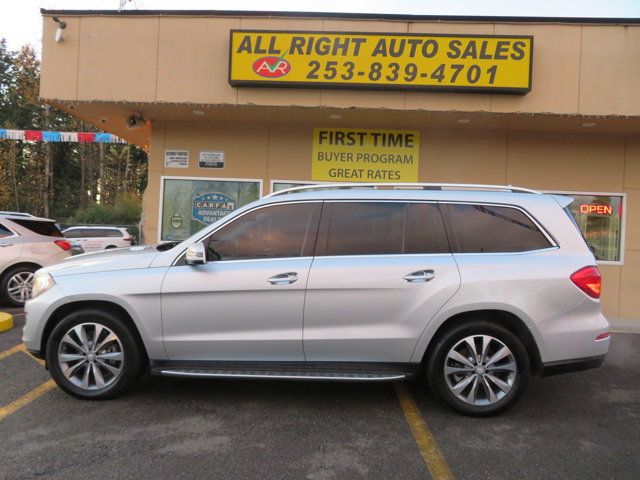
left=160, top=178, right=261, bottom=241
left=271, top=181, right=320, bottom=193
left=551, top=192, right=625, bottom=263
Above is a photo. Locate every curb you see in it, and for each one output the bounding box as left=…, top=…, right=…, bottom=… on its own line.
left=0, top=312, right=14, bottom=332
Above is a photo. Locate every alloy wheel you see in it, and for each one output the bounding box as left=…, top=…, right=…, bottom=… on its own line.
left=57, top=323, right=125, bottom=391
left=6, top=271, right=34, bottom=304
left=444, top=335, right=517, bottom=406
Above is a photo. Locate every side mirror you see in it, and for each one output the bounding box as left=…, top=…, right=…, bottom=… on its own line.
left=185, top=241, right=206, bottom=265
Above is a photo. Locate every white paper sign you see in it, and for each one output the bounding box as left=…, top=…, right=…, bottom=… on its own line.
left=164, top=150, right=189, bottom=168
left=199, top=151, right=225, bottom=169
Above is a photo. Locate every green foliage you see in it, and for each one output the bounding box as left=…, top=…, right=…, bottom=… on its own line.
left=69, top=193, right=142, bottom=225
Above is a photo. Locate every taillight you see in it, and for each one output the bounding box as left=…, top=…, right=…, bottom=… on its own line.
left=123, top=236, right=132, bottom=242
left=570, top=266, right=601, bottom=299
left=54, top=240, right=72, bottom=251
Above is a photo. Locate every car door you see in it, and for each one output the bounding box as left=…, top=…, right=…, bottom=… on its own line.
left=0, top=221, right=23, bottom=271
left=161, top=201, right=322, bottom=361
left=303, top=201, right=461, bottom=363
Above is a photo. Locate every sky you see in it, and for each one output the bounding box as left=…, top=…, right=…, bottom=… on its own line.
left=2, top=0, right=639, bottom=54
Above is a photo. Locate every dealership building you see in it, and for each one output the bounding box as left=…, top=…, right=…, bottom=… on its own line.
left=39, top=10, right=639, bottom=323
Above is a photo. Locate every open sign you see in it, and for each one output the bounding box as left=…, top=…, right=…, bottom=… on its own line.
left=579, top=204, right=613, bottom=215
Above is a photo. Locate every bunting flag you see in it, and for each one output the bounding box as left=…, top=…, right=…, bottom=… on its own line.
left=0, top=129, right=127, bottom=144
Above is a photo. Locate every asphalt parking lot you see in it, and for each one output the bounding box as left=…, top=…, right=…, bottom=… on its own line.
left=1, top=309, right=639, bottom=480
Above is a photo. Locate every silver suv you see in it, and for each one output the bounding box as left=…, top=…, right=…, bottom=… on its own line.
left=23, top=184, right=610, bottom=415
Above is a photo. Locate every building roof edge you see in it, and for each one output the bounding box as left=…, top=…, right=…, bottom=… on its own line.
left=39, top=9, right=640, bottom=24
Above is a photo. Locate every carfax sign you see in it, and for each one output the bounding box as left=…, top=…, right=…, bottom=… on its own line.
left=312, top=128, right=419, bottom=182
left=229, top=30, right=533, bottom=93
left=192, top=193, right=236, bottom=225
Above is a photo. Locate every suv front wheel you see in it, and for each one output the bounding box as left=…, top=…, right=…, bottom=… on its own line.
left=46, top=309, right=144, bottom=399
left=427, top=320, right=530, bottom=416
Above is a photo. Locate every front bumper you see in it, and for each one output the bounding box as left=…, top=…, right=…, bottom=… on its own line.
left=22, top=283, right=68, bottom=357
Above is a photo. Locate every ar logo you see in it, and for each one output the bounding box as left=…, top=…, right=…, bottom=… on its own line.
left=252, top=56, right=291, bottom=78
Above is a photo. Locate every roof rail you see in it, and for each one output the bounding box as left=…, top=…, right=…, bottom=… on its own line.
left=265, top=183, right=542, bottom=198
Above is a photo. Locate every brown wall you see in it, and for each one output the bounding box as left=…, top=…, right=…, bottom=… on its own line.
left=41, top=14, right=640, bottom=116
left=39, top=13, right=640, bottom=323
left=145, top=121, right=639, bottom=321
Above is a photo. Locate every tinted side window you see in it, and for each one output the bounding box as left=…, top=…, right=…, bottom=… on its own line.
left=12, top=219, right=62, bottom=237
left=317, top=202, right=449, bottom=256
left=106, top=229, right=123, bottom=237
left=404, top=203, right=450, bottom=254
left=0, top=223, right=13, bottom=239
left=208, top=202, right=321, bottom=261
left=63, top=229, right=81, bottom=238
left=445, top=204, right=551, bottom=253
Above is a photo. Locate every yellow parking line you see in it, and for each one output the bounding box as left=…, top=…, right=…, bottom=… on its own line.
left=394, top=382, right=455, bottom=480
left=0, top=343, right=26, bottom=361
left=0, top=379, right=56, bottom=421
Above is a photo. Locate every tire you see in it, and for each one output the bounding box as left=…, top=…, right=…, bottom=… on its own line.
left=426, top=320, right=530, bottom=416
left=1, top=265, right=38, bottom=307
left=105, top=245, right=117, bottom=250
left=46, top=309, right=144, bottom=400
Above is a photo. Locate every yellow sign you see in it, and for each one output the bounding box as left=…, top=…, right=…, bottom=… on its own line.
left=312, top=128, right=419, bottom=182
left=229, top=31, right=533, bottom=94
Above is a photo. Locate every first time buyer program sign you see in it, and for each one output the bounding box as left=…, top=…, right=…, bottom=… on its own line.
left=229, top=31, right=533, bottom=93
left=312, top=128, right=419, bottom=182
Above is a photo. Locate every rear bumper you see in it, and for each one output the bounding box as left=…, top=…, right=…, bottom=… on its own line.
left=531, top=299, right=610, bottom=364
left=541, top=354, right=605, bottom=377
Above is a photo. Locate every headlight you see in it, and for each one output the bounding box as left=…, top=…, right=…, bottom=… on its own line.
left=31, top=273, right=56, bottom=299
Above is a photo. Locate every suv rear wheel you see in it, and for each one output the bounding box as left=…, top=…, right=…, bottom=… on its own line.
left=46, top=309, right=144, bottom=399
left=427, top=320, right=530, bottom=416
left=1, top=265, right=38, bottom=307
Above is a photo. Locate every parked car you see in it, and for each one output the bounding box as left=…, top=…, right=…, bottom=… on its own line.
left=23, top=184, right=610, bottom=415
left=0, top=214, right=72, bottom=307
left=62, top=226, right=133, bottom=253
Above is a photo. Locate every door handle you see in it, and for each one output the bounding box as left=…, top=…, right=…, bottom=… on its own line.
left=403, top=270, right=435, bottom=283
left=268, top=272, right=298, bottom=285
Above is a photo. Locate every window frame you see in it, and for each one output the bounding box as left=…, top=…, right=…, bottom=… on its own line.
left=542, top=190, right=627, bottom=266
left=440, top=201, right=558, bottom=255
left=158, top=175, right=264, bottom=243
left=314, top=199, right=452, bottom=258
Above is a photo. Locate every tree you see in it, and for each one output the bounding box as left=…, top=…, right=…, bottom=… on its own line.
left=0, top=38, right=148, bottom=224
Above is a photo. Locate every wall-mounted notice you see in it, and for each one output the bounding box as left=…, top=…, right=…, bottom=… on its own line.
left=164, top=150, right=189, bottom=168
left=199, top=151, right=225, bottom=169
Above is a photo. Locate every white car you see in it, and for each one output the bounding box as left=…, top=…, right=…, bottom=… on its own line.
left=0, top=214, right=72, bottom=306
left=62, top=226, right=133, bottom=253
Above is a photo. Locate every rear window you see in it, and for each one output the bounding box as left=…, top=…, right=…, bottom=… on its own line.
left=105, top=229, right=123, bottom=237
left=445, top=203, right=551, bottom=253
left=12, top=219, right=63, bottom=238
left=0, top=223, right=13, bottom=239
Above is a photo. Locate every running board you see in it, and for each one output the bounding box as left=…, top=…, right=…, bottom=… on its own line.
left=150, top=360, right=417, bottom=382
left=155, top=369, right=406, bottom=381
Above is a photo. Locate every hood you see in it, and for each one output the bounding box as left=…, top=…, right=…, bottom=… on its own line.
left=41, top=245, right=160, bottom=277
